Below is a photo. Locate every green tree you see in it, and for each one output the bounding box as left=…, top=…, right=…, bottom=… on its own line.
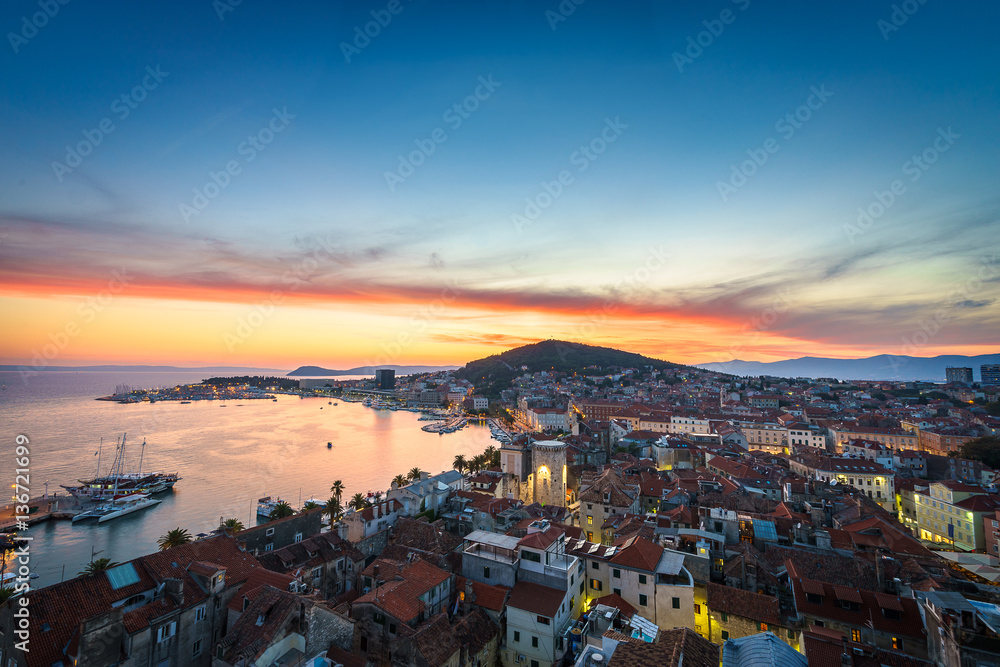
left=330, top=480, right=345, bottom=503
left=79, top=557, right=119, bottom=576
left=301, top=501, right=320, bottom=512
left=158, top=527, right=192, bottom=551
left=269, top=501, right=295, bottom=520
left=324, top=496, right=342, bottom=529
left=221, top=518, right=245, bottom=534
left=348, top=492, right=368, bottom=511
left=453, top=454, right=467, bottom=474
left=408, top=467, right=423, bottom=482
left=392, top=474, right=407, bottom=488
left=955, top=436, right=1000, bottom=469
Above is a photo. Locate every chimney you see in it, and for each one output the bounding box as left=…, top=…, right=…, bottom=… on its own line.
left=164, top=577, right=184, bottom=605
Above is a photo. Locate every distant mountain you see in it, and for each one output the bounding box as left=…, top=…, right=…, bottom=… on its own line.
left=696, top=353, right=1000, bottom=382
left=286, top=365, right=460, bottom=377
left=455, top=340, right=682, bottom=397
left=0, top=364, right=285, bottom=373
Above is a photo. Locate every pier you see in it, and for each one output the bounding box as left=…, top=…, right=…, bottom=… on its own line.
left=0, top=494, right=93, bottom=532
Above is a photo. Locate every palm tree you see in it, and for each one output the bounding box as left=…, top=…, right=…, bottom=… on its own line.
left=221, top=518, right=245, bottom=534
left=348, top=492, right=368, bottom=511
left=371, top=491, right=383, bottom=504
left=301, top=501, right=320, bottom=512
left=330, top=480, right=345, bottom=503
left=158, top=528, right=192, bottom=551
left=392, top=473, right=407, bottom=488
left=453, top=454, right=467, bottom=474
left=324, top=495, right=343, bottom=529
left=79, top=557, right=119, bottom=576
left=407, top=467, right=423, bottom=482
left=470, top=454, right=487, bottom=473
left=484, top=445, right=499, bottom=467
left=269, top=501, right=294, bottom=520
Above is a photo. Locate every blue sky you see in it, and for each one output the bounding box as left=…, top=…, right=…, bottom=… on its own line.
left=1, top=0, right=998, bottom=366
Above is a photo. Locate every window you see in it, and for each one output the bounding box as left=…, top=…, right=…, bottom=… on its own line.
left=613, top=588, right=622, bottom=596
left=192, top=639, right=202, bottom=658
left=759, top=622, right=768, bottom=631
left=806, top=593, right=823, bottom=604
left=851, top=629, right=861, bottom=642
left=156, top=622, right=176, bottom=643
left=672, top=597, right=680, bottom=609
left=591, top=561, right=599, bottom=570
left=892, top=637, right=902, bottom=650
left=294, top=532, right=303, bottom=543
left=265, top=527, right=275, bottom=536
left=531, top=661, right=539, bottom=667
left=720, top=612, right=728, bottom=622
left=389, top=623, right=397, bottom=635
left=514, top=631, right=520, bottom=642
left=639, top=594, right=648, bottom=606
left=264, top=543, right=274, bottom=552
left=195, top=605, right=206, bottom=622
left=638, top=574, right=647, bottom=585
left=522, top=550, right=541, bottom=563
left=612, top=568, right=621, bottom=578
left=373, top=612, right=386, bottom=625
left=787, top=629, right=794, bottom=639
left=590, top=579, right=602, bottom=591
left=532, top=636, right=539, bottom=648
left=694, top=604, right=701, bottom=614
left=484, top=566, right=490, bottom=579
left=580, top=581, right=585, bottom=594
left=360, top=636, right=368, bottom=652
left=537, top=615, right=550, bottom=625
left=721, top=630, right=729, bottom=640
left=587, top=516, right=593, bottom=525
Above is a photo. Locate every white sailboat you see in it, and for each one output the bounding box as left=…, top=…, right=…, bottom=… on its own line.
left=72, top=434, right=162, bottom=524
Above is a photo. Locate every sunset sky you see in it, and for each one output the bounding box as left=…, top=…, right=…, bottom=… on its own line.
left=1, top=1, right=998, bottom=369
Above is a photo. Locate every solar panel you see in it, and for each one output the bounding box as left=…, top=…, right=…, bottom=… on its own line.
left=106, top=562, right=140, bottom=590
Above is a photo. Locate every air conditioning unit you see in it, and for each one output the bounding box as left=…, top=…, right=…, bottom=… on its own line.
left=516, top=655, right=526, bottom=664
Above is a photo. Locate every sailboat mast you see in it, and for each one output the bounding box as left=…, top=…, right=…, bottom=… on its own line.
left=111, top=433, right=125, bottom=505
left=96, top=437, right=103, bottom=479
left=137, top=439, right=146, bottom=476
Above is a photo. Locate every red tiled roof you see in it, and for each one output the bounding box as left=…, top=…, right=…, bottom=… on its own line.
left=609, top=536, right=663, bottom=573
left=706, top=583, right=781, bottom=625
left=507, top=581, right=565, bottom=618
left=833, top=586, right=862, bottom=604
left=517, top=526, right=563, bottom=550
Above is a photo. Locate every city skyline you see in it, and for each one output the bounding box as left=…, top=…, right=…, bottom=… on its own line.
left=2, top=1, right=999, bottom=369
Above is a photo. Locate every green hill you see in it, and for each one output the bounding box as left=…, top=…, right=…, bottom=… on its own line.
left=455, top=340, right=681, bottom=397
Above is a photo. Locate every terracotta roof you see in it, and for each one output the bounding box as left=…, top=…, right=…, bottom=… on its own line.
left=707, top=583, right=781, bottom=625
left=24, top=535, right=261, bottom=667
left=608, top=627, right=718, bottom=667
left=507, top=581, right=565, bottom=618
left=591, top=593, right=637, bottom=618
left=609, top=536, right=664, bottom=572
left=517, top=525, right=564, bottom=550
left=802, top=630, right=934, bottom=667
left=353, top=558, right=451, bottom=623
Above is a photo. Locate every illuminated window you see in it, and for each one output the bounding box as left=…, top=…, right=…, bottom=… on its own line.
left=851, top=629, right=861, bottom=642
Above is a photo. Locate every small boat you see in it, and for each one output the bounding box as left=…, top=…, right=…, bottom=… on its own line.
left=180, top=401, right=191, bottom=404
left=327, top=442, right=333, bottom=449
left=257, top=496, right=285, bottom=518
left=97, top=493, right=161, bottom=523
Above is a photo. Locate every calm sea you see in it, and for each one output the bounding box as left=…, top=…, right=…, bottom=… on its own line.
left=0, top=371, right=493, bottom=588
